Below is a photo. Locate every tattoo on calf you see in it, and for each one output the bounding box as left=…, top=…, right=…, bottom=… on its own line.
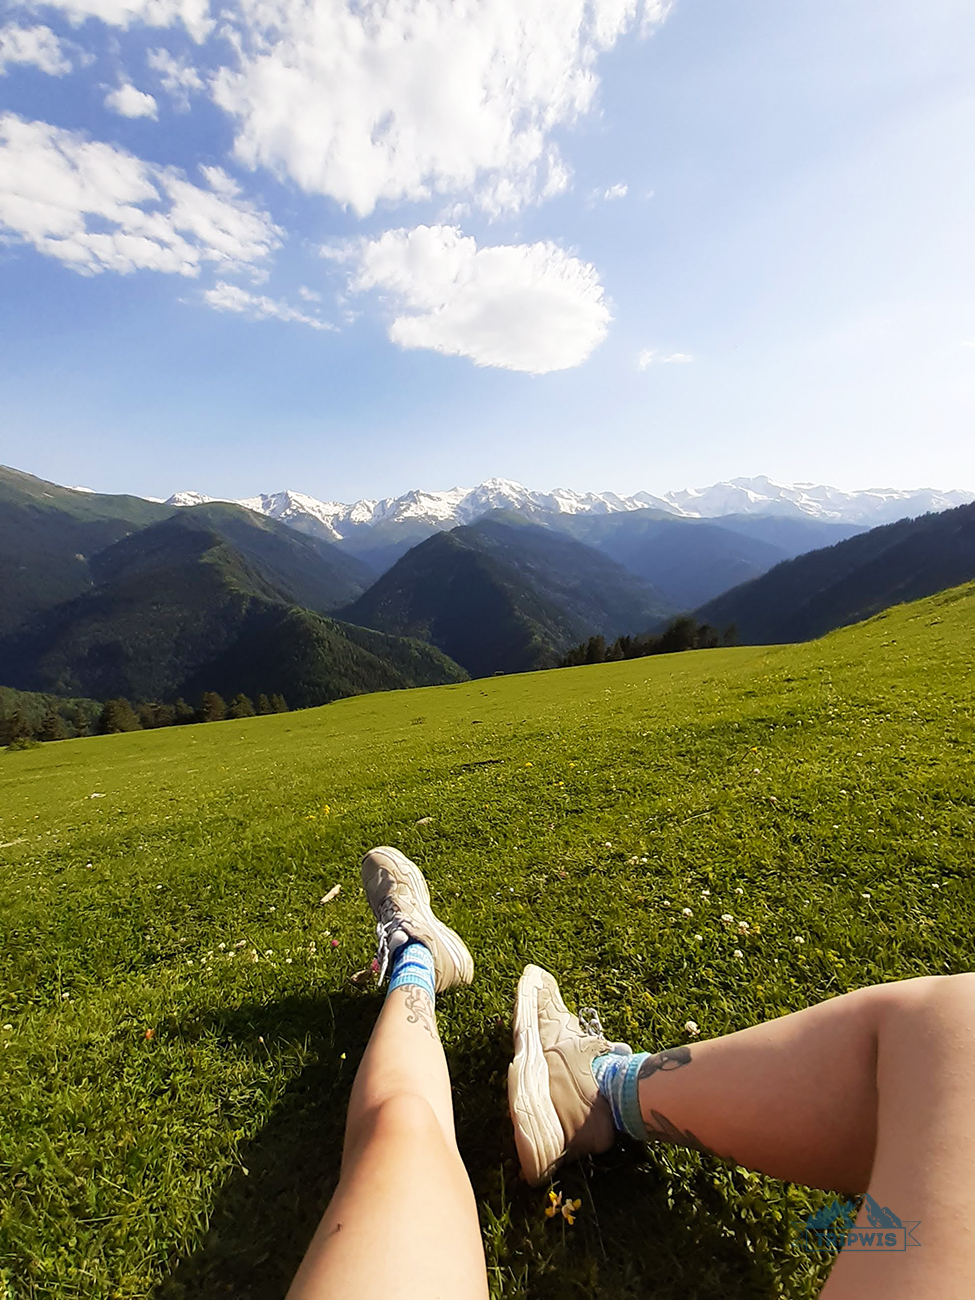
left=644, top=1109, right=718, bottom=1158
left=636, top=1047, right=722, bottom=1159
left=637, top=1046, right=693, bottom=1081
left=403, top=985, right=438, bottom=1040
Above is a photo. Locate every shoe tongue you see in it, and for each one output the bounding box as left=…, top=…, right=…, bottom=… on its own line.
left=388, top=927, right=410, bottom=953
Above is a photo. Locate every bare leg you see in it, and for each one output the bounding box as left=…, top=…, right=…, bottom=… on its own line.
left=287, top=985, right=489, bottom=1300
left=633, top=973, right=975, bottom=1297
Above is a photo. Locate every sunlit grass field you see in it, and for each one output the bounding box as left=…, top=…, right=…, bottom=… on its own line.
left=1, top=582, right=973, bottom=1299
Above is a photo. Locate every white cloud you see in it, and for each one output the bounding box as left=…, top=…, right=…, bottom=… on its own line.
left=212, top=0, right=670, bottom=217
left=0, top=113, right=280, bottom=276
left=0, top=23, right=72, bottom=75
left=638, top=348, right=692, bottom=368
left=104, top=82, right=158, bottom=118
left=346, top=224, right=610, bottom=374
left=146, top=46, right=203, bottom=108
left=13, top=0, right=213, bottom=42
left=203, top=280, right=332, bottom=329
left=297, top=285, right=320, bottom=302
left=603, top=182, right=628, bottom=200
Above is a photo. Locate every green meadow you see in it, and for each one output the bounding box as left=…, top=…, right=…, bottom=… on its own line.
left=1, top=583, right=973, bottom=1299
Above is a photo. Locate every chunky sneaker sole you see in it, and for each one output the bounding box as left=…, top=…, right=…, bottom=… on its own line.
left=508, top=964, right=621, bottom=1185
left=361, top=846, right=474, bottom=992
left=509, top=964, right=567, bottom=1185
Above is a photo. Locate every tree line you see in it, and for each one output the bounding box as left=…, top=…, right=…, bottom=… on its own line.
left=560, top=616, right=738, bottom=667
left=1, top=690, right=290, bottom=749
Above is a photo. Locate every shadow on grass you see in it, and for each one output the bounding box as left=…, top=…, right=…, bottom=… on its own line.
left=156, top=993, right=817, bottom=1300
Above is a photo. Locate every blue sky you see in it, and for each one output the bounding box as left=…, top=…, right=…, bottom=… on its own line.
left=1, top=0, right=973, bottom=503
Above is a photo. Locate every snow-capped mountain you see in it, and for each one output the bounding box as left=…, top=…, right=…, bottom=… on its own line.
left=164, top=475, right=974, bottom=540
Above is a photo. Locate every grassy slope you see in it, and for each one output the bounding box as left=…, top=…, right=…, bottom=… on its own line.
left=1, top=583, right=973, bottom=1299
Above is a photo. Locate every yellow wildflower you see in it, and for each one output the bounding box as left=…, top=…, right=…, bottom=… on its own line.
left=545, top=1189, right=561, bottom=1218
left=562, top=1198, right=582, bottom=1225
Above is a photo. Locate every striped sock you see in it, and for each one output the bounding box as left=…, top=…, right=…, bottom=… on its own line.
left=591, top=1051, right=651, bottom=1141
left=387, top=939, right=436, bottom=1005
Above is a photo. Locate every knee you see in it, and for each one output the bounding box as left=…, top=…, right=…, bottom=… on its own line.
left=348, top=1092, right=445, bottom=1156
left=368, top=1093, right=444, bottom=1142
left=873, top=972, right=975, bottom=1035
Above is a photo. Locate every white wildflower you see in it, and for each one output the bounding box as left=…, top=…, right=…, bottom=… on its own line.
left=682, top=907, right=693, bottom=917
left=794, top=935, right=805, bottom=944
left=721, top=913, right=734, bottom=924
left=733, top=949, right=744, bottom=959
left=737, top=920, right=750, bottom=934
left=685, top=1020, right=700, bottom=1037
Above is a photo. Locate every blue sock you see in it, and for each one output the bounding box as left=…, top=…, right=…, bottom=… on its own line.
left=387, top=939, right=436, bottom=1005
left=591, top=1051, right=652, bottom=1141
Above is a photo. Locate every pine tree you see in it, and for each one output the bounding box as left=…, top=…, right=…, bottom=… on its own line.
left=68, top=706, right=91, bottom=738
left=39, top=709, right=68, bottom=742
left=0, top=710, right=32, bottom=746
left=98, top=699, right=141, bottom=734
left=137, top=702, right=159, bottom=730
left=174, top=699, right=196, bottom=725
left=228, top=693, right=256, bottom=719
left=257, top=694, right=273, bottom=715
left=270, top=694, right=289, bottom=713
left=197, top=692, right=227, bottom=723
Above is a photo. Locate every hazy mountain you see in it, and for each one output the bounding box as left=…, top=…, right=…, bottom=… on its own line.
left=0, top=465, right=175, bottom=635
left=694, top=502, right=975, bottom=644
left=0, top=511, right=465, bottom=704
left=339, top=515, right=674, bottom=676
left=516, top=508, right=864, bottom=609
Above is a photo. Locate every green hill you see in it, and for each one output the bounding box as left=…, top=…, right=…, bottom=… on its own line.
left=694, top=501, right=975, bottom=643
left=0, top=464, right=175, bottom=635
left=93, top=503, right=373, bottom=613
left=0, top=515, right=465, bottom=704
left=340, top=514, right=674, bottom=675
left=0, top=581, right=971, bottom=1297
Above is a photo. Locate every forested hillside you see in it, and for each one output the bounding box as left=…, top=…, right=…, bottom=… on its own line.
left=695, top=501, right=975, bottom=643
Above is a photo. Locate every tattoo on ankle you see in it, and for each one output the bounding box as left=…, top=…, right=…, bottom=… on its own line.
left=403, top=985, right=438, bottom=1040
left=637, top=1046, right=693, bottom=1081
left=644, top=1109, right=718, bottom=1158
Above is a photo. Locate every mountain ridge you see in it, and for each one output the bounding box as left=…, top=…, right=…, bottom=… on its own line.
left=165, top=474, right=974, bottom=540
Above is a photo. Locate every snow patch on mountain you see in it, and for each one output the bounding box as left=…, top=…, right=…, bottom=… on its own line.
left=165, top=475, right=974, bottom=538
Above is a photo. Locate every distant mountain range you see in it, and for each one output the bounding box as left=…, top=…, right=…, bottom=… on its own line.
left=166, top=475, right=973, bottom=542
left=0, top=467, right=465, bottom=705
left=4, top=463, right=974, bottom=705
left=338, top=513, right=674, bottom=676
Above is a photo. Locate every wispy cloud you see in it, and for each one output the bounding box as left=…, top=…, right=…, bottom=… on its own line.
left=0, top=24, right=72, bottom=76
left=203, top=280, right=334, bottom=330
left=29, top=0, right=213, bottom=43
left=638, top=348, right=693, bottom=369
left=0, top=113, right=279, bottom=276
left=146, top=47, right=203, bottom=110
left=345, top=224, right=610, bottom=374
left=209, top=0, right=669, bottom=217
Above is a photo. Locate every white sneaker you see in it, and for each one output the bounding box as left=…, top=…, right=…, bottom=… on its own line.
left=360, top=846, right=474, bottom=993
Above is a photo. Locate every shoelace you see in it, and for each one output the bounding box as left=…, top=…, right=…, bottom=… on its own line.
left=374, top=895, right=409, bottom=982
left=578, top=1006, right=633, bottom=1057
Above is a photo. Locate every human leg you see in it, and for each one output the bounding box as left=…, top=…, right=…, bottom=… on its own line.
left=510, top=968, right=975, bottom=1297
left=288, top=849, right=487, bottom=1300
